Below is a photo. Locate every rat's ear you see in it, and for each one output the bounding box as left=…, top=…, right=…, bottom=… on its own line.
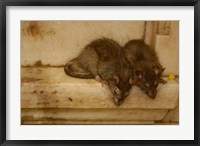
left=135, top=70, right=144, bottom=79
left=154, top=67, right=165, bottom=75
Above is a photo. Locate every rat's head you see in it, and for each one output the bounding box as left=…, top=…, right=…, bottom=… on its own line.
left=129, top=67, right=165, bottom=99
left=107, top=73, right=132, bottom=106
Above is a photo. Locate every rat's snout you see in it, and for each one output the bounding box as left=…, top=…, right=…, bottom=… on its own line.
left=147, top=90, right=157, bottom=99
left=113, top=97, right=120, bottom=106
left=111, top=86, right=123, bottom=106
left=113, top=95, right=123, bottom=106
left=113, top=91, right=129, bottom=106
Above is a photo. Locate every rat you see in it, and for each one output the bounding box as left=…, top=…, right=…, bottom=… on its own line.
left=64, top=38, right=132, bottom=105
left=123, top=39, right=166, bottom=99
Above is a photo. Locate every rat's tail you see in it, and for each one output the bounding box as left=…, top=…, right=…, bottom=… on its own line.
left=64, top=59, right=93, bottom=79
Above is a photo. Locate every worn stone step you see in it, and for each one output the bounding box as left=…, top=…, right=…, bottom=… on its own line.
left=21, top=67, right=179, bottom=109
left=21, top=108, right=167, bottom=122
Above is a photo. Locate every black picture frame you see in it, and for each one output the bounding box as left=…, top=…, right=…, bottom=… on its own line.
left=0, top=0, right=199, bottom=145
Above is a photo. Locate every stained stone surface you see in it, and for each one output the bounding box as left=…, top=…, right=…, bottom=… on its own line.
left=21, top=67, right=179, bottom=124
left=21, top=67, right=179, bottom=109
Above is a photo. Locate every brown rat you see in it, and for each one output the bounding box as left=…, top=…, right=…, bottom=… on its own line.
left=123, top=39, right=166, bottom=99
left=64, top=38, right=132, bottom=105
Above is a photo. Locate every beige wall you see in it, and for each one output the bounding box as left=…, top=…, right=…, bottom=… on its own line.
left=154, top=21, right=179, bottom=75
left=21, top=21, right=145, bottom=66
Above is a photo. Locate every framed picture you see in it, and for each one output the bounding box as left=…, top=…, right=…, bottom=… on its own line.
left=0, top=0, right=199, bottom=145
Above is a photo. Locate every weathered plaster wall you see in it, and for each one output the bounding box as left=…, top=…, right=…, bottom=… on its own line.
left=155, top=21, right=179, bottom=75
left=21, top=21, right=145, bottom=66
left=144, top=21, right=179, bottom=76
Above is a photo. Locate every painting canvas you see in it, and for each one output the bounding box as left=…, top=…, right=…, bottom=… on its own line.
left=21, top=21, right=179, bottom=125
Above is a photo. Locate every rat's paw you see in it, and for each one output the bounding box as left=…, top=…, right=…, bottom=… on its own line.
left=94, top=75, right=102, bottom=82
left=113, top=96, right=124, bottom=106
left=94, top=75, right=108, bottom=86
left=101, top=80, right=108, bottom=87
left=159, top=78, right=167, bottom=84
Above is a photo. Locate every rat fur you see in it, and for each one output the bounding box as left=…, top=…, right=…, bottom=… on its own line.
left=64, top=38, right=132, bottom=105
left=123, top=39, right=166, bottom=99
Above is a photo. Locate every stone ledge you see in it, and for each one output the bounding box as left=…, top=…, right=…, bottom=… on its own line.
left=21, top=67, right=179, bottom=109
left=22, top=108, right=167, bottom=121
left=21, top=67, right=179, bottom=124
